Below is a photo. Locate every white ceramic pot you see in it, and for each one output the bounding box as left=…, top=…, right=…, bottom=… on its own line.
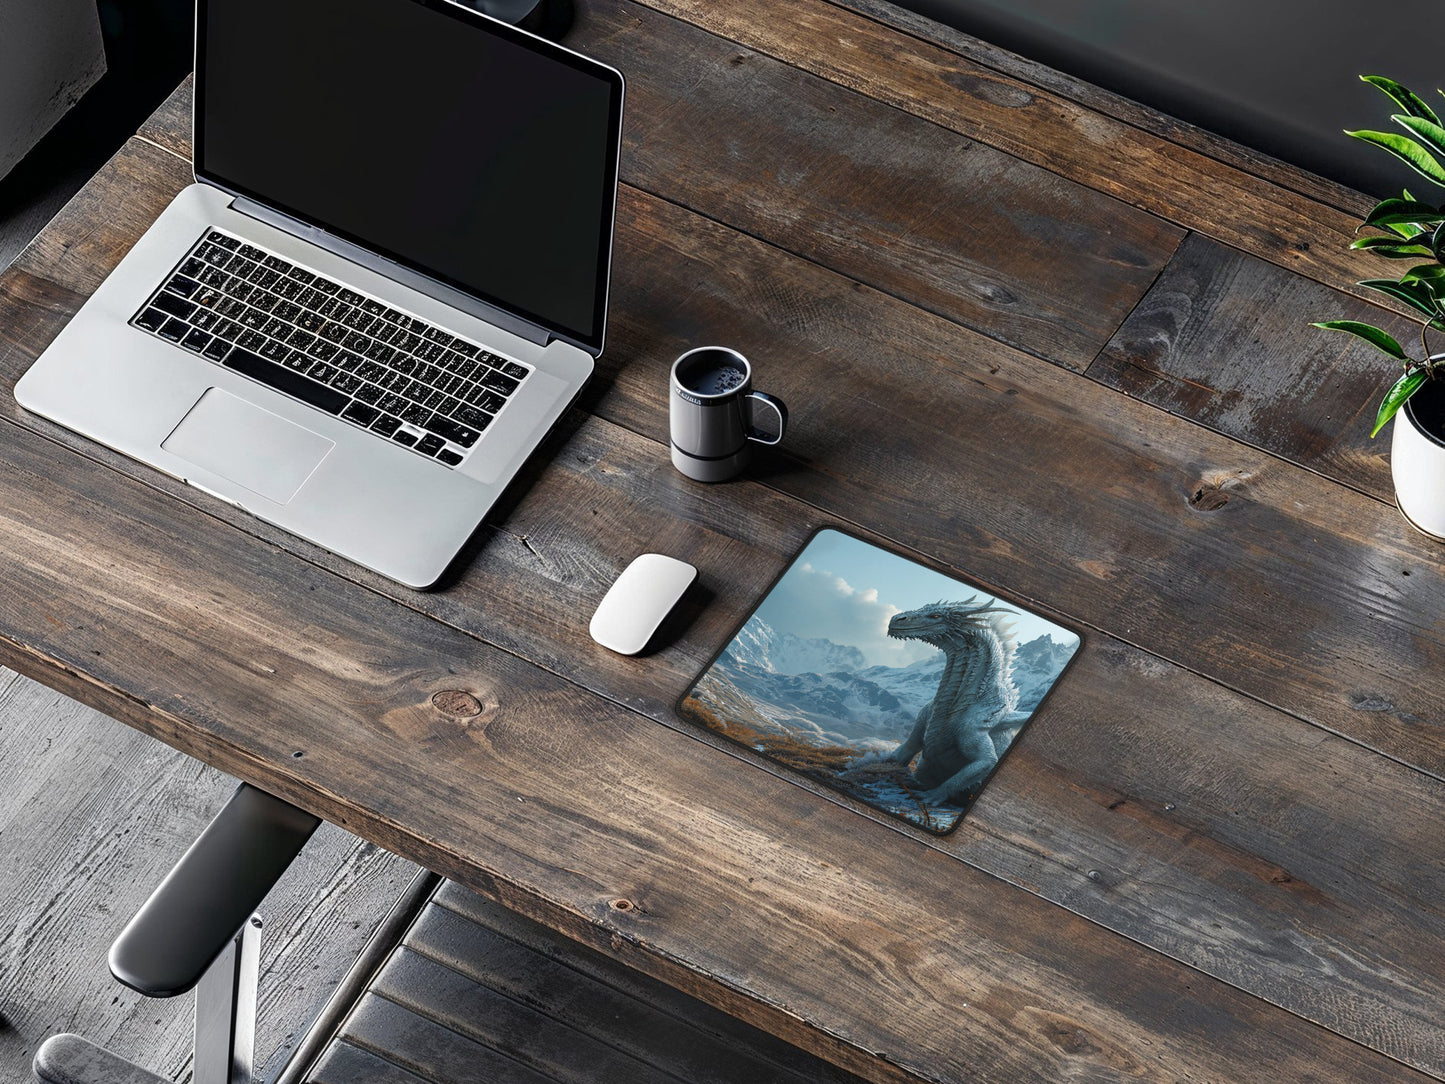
left=1392, top=372, right=1445, bottom=540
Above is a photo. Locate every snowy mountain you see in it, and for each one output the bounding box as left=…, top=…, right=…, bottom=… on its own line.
left=722, top=622, right=868, bottom=675
left=705, top=618, right=1075, bottom=746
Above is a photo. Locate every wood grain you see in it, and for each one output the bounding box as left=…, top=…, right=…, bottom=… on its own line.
left=828, top=0, right=1374, bottom=217
left=1088, top=233, right=1402, bottom=500
left=3, top=136, right=1445, bottom=1074
left=0, top=366, right=1428, bottom=1084
left=626, top=0, right=1410, bottom=319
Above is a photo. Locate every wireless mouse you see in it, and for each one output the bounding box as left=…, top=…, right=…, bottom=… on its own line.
left=589, top=553, right=698, bottom=655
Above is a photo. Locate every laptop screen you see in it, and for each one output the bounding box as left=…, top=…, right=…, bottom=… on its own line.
left=196, top=0, right=623, bottom=354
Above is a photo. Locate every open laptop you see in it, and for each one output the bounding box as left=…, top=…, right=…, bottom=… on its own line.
left=15, top=0, right=625, bottom=589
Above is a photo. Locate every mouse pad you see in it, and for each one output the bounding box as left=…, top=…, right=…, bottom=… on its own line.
left=678, top=528, right=1081, bottom=834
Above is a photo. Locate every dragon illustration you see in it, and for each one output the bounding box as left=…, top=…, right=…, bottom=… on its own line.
left=881, top=597, right=1021, bottom=805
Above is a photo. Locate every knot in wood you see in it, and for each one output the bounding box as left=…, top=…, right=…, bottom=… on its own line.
left=431, top=689, right=483, bottom=718
left=609, top=898, right=635, bottom=913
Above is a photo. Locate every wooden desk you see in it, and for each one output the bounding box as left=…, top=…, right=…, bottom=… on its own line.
left=2, top=2, right=1441, bottom=1081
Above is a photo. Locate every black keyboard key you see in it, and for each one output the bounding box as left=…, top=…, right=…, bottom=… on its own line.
left=319, top=321, right=348, bottom=343
left=416, top=340, right=445, bottom=363
left=355, top=383, right=384, bottom=405
left=223, top=348, right=347, bottom=414
left=273, top=279, right=302, bottom=301
left=198, top=265, right=229, bottom=288
left=501, top=361, right=529, bottom=381
left=393, top=429, right=419, bottom=447
left=422, top=326, right=454, bottom=346
left=422, top=414, right=480, bottom=448
left=283, top=350, right=312, bottom=372
left=422, top=388, right=446, bottom=409
left=214, top=320, right=243, bottom=341
left=436, top=448, right=464, bottom=467
left=296, top=310, right=326, bottom=332
left=343, top=331, right=371, bottom=352
left=370, top=414, right=402, bottom=437
left=287, top=329, right=316, bottom=350
left=360, top=299, right=387, bottom=316
left=312, top=277, right=340, bottom=295
left=194, top=288, right=224, bottom=309
left=308, top=340, right=339, bottom=361
left=159, top=317, right=189, bottom=342
left=180, top=258, right=207, bottom=278
left=166, top=276, right=200, bottom=299
left=134, top=307, right=167, bottom=332
left=308, top=361, right=338, bottom=383
left=378, top=393, right=409, bottom=416
left=331, top=371, right=364, bottom=394
left=465, top=388, right=506, bottom=413
left=238, top=244, right=266, bottom=261
left=202, top=338, right=231, bottom=362
left=238, top=309, right=267, bottom=330
left=260, top=338, right=291, bottom=362
left=336, top=288, right=365, bottom=306
left=261, top=317, right=290, bottom=338
left=416, top=433, right=445, bottom=456
left=454, top=405, right=494, bottom=431
left=208, top=232, right=240, bottom=250
left=356, top=361, right=387, bottom=383
left=392, top=330, right=421, bottom=353
left=478, top=368, right=519, bottom=395
left=192, top=310, right=221, bottom=332
left=334, top=351, right=363, bottom=372
left=288, top=267, right=316, bottom=286
left=401, top=404, right=431, bottom=426
left=263, top=254, right=291, bottom=272
left=237, top=329, right=267, bottom=351
left=152, top=292, right=197, bottom=320
left=342, top=401, right=380, bottom=426
left=181, top=328, right=212, bottom=353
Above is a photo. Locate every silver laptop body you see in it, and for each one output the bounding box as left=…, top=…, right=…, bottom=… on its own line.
left=15, top=0, right=624, bottom=589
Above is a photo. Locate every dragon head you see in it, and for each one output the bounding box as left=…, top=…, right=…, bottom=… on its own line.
left=887, top=596, right=1018, bottom=649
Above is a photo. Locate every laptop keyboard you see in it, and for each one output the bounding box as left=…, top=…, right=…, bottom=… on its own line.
left=129, top=230, right=533, bottom=469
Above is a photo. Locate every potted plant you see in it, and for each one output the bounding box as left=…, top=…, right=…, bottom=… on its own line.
left=1314, top=75, right=1445, bottom=538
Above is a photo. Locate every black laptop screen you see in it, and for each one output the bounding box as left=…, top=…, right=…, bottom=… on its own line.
left=197, top=0, right=623, bottom=353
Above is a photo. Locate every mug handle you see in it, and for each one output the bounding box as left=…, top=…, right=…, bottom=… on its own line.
left=745, top=391, right=788, bottom=445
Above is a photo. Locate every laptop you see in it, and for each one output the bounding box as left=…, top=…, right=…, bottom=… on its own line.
left=15, top=0, right=625, bottom=589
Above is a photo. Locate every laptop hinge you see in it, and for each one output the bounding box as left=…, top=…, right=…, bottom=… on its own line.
left=230, top=197, right=551, bottom=348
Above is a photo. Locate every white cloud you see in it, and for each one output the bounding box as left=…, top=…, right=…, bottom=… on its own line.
left=756, top=564, right=940, bottom=668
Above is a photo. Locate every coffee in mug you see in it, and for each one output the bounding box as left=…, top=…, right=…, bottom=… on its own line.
left=669, top=346, right=787, bottom=483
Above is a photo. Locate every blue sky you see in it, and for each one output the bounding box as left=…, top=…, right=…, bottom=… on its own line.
left=752, top=529, right=1080, bottom=668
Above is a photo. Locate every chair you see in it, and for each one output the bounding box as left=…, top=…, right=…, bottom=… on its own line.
left=32, top=784, right=319, bottom=1084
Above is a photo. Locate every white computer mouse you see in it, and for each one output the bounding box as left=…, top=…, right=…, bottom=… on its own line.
left=589, top=553, right=698, bottom=655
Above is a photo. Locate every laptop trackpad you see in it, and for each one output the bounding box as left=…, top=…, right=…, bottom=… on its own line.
left=162, top=388, right=334, bottom=505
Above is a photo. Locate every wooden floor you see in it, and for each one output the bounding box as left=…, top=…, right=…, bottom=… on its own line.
left=0, top=665, right=420, bottom=1083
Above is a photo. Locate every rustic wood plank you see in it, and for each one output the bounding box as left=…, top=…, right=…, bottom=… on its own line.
left=0, top=667, right=419, bottom=1084
left=827, top=0, right=1374, bottom=217
left=1087, top=233, right=1400, bottom=500
left=414, top=893, right=857, bottom=1084
left=0, top=369, right=1429, bottom=1083
left=375, top=947, right=699, bottom=1084
left=308, top=1040, right=431, bottom=1084
left=619, top=0, right=1408, bottom=320
left=4, top=137, right=1445, bottom=1075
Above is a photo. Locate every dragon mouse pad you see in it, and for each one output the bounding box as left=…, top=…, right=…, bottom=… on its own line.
left=678, top=528, right=1081, bottom=834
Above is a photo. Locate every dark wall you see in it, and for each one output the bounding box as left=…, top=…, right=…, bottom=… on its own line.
left=903, top=0, right=1445, bottom=198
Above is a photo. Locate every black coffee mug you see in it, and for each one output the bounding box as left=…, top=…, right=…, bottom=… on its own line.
left=669, top=347, right=787, bottom=482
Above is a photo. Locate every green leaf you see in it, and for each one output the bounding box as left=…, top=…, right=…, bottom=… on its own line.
left=1373, top=369, right=1429, bottom=437
left=1434, top=221, right=1445, bottom=263
left=1350, top=234, right=1435, bottom=257
left=1396, top=114, right=1445, bottom=161
left=1346, top=128, right=1445, bottom=186
left=1364, top=197, right=1445, bottom=227
left=1362, top=75, right=1441, bottom=125
left=1400, top=263, right=1445, bottom=285
left=1357, top=277, right=1443, bottom=319
left=1311, top=320, right=1409, bottom=359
